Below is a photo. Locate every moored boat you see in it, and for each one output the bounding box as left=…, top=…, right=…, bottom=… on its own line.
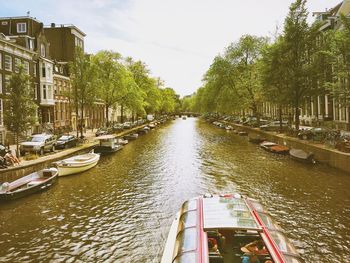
left=238, top=131, right=248, bottom=136
left=289, top=148, right=316, bottom=164
left=94, top=135, right=123, bottom=155
left=0, top=168, right=58, bottom=201
left=161, top=194, right=304, bottom=263
left=248, top=135, right=267, bottom=144
left=260, top=141, right=289, bottom=154
left=124, top=133, right=139, bottom=140
left=55, top=152, right=100, bottom=176
left=116, top=137, right=128, bottom=145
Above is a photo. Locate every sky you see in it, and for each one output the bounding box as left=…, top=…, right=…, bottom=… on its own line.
left=0, top=0, right=342, bottom=96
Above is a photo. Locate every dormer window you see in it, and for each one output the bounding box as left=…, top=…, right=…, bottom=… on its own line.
left=40, top=44, right=46, bottom=57
left=17, top=23, right=26, bottom=33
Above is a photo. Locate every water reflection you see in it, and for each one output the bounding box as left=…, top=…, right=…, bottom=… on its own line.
left=0, top=118, right=349, bottom=262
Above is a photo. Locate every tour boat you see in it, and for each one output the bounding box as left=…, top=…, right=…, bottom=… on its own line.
left=161, top=194, right=304, bottom=263
left=94, top=135, right=123, bottom=155
left=289, top=148, right=316, bottom=164
left=149, top=123, right=156, bottom=129
left=260, top=141, right=289, bottom=154
left=55, top=152, right=100, bottom=176
left=124, top=133, right=139, bottom=140
left=0, top=168, right=58, bottom=201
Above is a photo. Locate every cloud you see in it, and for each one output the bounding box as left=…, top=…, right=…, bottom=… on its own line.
left=0, top=0, right=342, bottom=96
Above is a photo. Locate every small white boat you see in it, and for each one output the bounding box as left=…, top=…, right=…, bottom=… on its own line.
left=116, top=138, right=128, bottom=145
left=56, top=152, right=100, bottom=176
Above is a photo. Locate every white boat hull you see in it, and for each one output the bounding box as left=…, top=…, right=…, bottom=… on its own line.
left=57, top=153, right=100, bottom=176
left=161, top=212, right=180, bottom=263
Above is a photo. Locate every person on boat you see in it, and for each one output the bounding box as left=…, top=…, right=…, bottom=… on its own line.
left=208, top=238, right=220, bottom=254
left=241, top=240, right=268, bottom=263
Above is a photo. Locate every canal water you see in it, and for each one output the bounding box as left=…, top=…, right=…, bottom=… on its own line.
left=0, top=118, right=349, bottom=263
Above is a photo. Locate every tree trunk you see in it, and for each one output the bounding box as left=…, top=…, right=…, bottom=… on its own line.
left=105, top=104, right=109, bottom=127
left=75, top=106, right=79, bottom=138
left=132, top=111, right=135, bottom=122
left=120, top=104, right=124, bottom=123
left=16, top=132, right=19, bottom=158
left=279, top=105, right=283, bottom=133
left=295, top=105, right=300, bottom=132
left=80, top=104, right=84, bottom=138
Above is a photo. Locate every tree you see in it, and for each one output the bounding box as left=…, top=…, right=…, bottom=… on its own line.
left=92, top=50, right=125, bottom=127
left=69, top=47, right=96, bottom=137
left=260, top=37, right=290, bottom=131
left=3, top=66, right=37, bottom=155
left=282, top=0, right=311, bottom=131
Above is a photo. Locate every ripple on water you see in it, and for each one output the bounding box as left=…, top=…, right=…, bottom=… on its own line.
left=0, top=119, right=350, bottom=263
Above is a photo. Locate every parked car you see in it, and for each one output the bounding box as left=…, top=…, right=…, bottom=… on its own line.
left=260, top=120, right=289, bottom=131
left=56, top=135, right=78, bottom=149
left=112, top=123, right=124, bottom=132
left=123, top=122, right=132, bottom=129
left=20, top=134, right=57, bottom=155
left=298, top=127, right=329, bottom=141
left=95, top=128, right=109, bottom=137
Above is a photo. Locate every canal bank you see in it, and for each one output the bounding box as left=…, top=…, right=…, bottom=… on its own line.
left=0, top=124, right=151, bottom=183
left=222, top=121, right=350, bottom=174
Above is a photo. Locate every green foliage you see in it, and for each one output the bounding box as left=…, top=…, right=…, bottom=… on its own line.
left=69, top=47, right=96, bottom=136
left=3, top=66, right=37, bottom=151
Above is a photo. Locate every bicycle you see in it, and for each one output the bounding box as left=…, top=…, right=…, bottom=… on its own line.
left=77, top=136, right=89, bottom=145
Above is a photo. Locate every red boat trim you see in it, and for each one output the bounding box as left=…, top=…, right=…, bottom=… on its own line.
left=198, top=197, right=205, bottom=263
left=246, top=199, right=286, bottom=263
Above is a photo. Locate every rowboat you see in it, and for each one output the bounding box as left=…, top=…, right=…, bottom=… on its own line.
left=260, top=141, right=289, bottom=154
left=0, top=168, right=58, bottom=201
left=55, top=152, right=100, bottom=176
left=94, top=135, right=123, bottom=155
left=161, top=194, right=304, bottom=263
left=289, top=148, right=316, bottom=164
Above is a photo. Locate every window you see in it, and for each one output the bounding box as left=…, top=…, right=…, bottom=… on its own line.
left=34, top=84, right=38, bottom=99
left=47, top=66, right=52, bottom=78
left=14, top=58, right=21, bottom=73
left=23, top=61, right=29, bottom=74
left=0, top=74, right=2, bottom=94
left=33, top=63, right=37, bottom=77
left=4, top=75, right=10, bottom=91
left=0, top=53, right=2, bottom=69
left=43, top=84, right=47, bottom=99
left=17, top=23, right=26, bottom=33
left=4, top=55, right=12, bottom=71
left=41, top=63, right=46, bottom=77
left=40, top=44, right=46, bottom=57
left=28, top=39, right=34, bottom=50
left=48, top=85, right=52, bottom=99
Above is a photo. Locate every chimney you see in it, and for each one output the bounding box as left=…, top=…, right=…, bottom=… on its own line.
left=51, top=23, right=55, bottom=28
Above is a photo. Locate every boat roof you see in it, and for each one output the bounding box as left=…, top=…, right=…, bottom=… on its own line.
left=94, top=135, right=116, bottom=140
left=203, top=195, right=260, bottom=231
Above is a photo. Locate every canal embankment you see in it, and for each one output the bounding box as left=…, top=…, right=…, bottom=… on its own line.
left=0, top=124, right=150, bottom=183
left=224, top=122, right=350, bottom=173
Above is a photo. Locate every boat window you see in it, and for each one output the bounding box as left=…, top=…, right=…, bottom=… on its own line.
left=173, top=252, right=196, bottom=263
left=182, top=199, right=197, bottom=212
left=257, top=212, right=282, bottom=231
left=269, top=230, right=298, bottom=255
left=283, top=254, right=304, bottom=263
left=179, top=210, right=197, bottom=229
left=174, top=227, right=197, bottom=254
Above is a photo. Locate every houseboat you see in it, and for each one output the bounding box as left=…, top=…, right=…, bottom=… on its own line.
left=94, top=135, right=123, bottom=155
left=161, top=194, right=304, bottom=263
